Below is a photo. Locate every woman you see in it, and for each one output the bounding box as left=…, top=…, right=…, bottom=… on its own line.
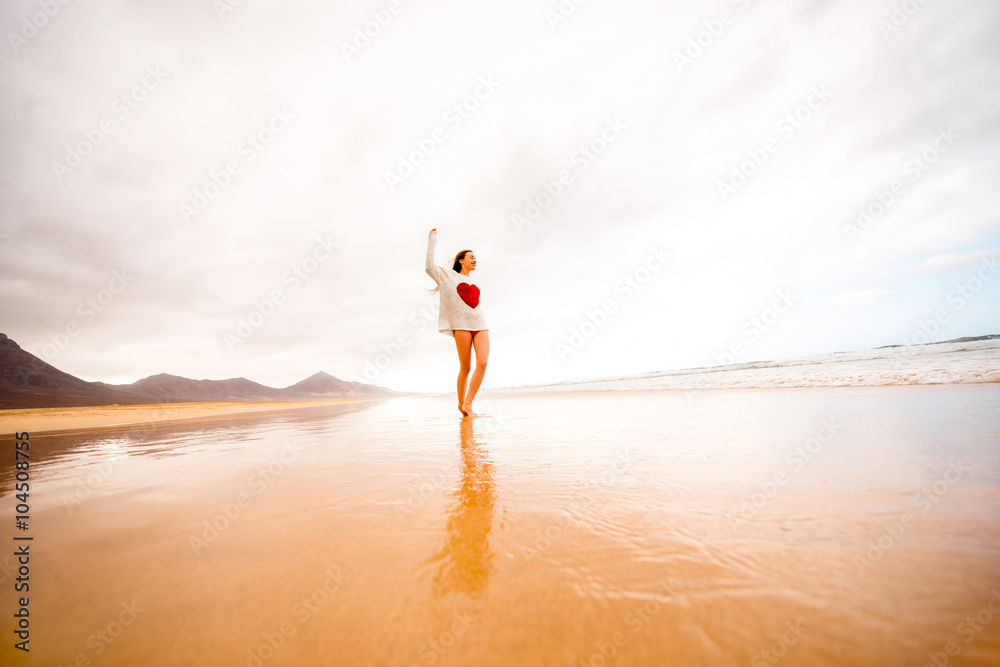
left=425, top=227, right=490, bottom=417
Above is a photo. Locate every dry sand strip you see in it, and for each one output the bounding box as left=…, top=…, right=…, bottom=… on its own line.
left=0, top=399, right=383, bottom=435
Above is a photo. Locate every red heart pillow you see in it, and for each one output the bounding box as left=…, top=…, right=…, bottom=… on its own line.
left=457, top=283, right=480, bottom=309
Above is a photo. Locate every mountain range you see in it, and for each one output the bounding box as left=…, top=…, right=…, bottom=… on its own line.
left=0, top=332, right=398, bottom=409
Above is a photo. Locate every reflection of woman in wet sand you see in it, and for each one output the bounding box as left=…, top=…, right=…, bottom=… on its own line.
left=425, top=227, right=490, bottom=417
left=424, top=417, right=496, bottom=596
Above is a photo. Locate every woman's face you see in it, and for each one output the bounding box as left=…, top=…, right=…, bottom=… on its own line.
left=460, top=252, right=477, bottom=272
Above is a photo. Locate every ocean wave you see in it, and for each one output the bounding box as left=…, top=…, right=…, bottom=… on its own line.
left=501, top=336, right=1000, bottom=392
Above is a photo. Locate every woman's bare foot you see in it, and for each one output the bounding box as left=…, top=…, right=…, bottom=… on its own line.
left=458, top=402, right=470, bottom=417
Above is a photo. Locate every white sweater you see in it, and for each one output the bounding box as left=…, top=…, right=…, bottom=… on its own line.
left=425, top=229, right=488, bottom=337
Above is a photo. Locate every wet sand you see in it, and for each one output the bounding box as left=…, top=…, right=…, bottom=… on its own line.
left=1, top=385, right=999, bottom=666
left=0, top=399, right=382, bottom=435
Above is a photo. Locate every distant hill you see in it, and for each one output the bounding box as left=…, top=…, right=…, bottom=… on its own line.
left=96, top=374, right=290, bottom=403
left=284, top=371, right=364, bottom=397
left=0, top=333, right=160, bottom=408
left=0, top=333, right=397, bottom=409
left=874, top=334, right=1000, bottom=349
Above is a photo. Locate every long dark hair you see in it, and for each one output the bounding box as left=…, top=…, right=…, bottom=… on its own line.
left=428, top=249, right=473, bottom=294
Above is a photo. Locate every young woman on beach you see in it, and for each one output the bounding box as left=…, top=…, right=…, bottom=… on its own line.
left=425, top=228, right=489, bottom=417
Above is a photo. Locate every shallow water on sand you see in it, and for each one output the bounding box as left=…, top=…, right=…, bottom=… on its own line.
left=2, top=385, right=1000, bottom=666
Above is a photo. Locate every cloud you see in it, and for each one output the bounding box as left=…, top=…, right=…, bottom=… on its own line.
left=1, top=0, right=998, bottom=392
left=913, top=249, right=1000, bottom=275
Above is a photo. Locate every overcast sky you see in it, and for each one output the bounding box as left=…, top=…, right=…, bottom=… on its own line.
left=1, top=0, right=998, bottom=394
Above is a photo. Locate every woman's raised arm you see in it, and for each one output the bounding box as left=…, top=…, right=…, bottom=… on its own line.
left=425, top=228, right=444, bottom=282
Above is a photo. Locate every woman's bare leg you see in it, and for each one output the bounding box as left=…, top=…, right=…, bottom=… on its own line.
left=454, top=331, right=473, bottom=416
left=461, top=331, right=490, bottom=416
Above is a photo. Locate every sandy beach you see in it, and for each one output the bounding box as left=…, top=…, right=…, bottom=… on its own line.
left=0, top=399, right=383, bottom=436
left=1, top=385, right=999, bottom=666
